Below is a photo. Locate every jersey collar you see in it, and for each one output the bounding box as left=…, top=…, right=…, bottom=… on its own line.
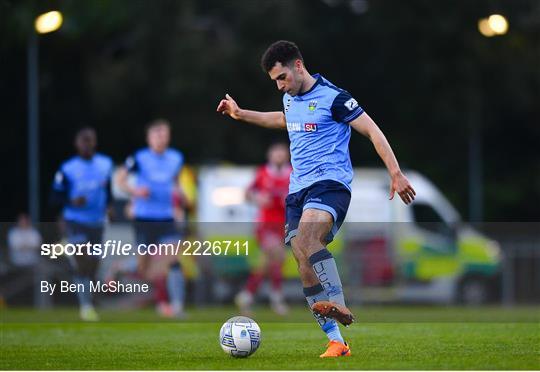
left=297, top=73, right=322, bottom=98
left=149, top=147, right=167, bottom=157
left=77, top=154, right=95, bottom=163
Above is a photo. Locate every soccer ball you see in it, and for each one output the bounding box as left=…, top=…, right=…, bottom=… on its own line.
left=219, top=316, right=261, bottom=358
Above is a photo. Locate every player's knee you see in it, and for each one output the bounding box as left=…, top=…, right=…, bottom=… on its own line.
left=291, top=242, right=310, bottom=270
left=291, top=238, right=307, bottom=261
left=291, top=249, right=302, bottom=266
left=292, top=233, right=307, bottom=251
left=293, top=232, right=320, bottom=254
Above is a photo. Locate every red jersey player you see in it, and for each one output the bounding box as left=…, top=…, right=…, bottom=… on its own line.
left=235, top=143, right=292, bottom=315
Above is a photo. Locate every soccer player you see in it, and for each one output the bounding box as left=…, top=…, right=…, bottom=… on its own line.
left=51, top=127, right=113, bottom=321
left=116, top=119, right=186, bottom=318
left=235, top=142, right=292, bottom=316
left=217, top=40, right=416, bottom=357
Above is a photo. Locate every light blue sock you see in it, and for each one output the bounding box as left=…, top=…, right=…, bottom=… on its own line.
left=322, top=321, right=343, bottom=343
left=74, top=276, right=92, bottom=307
left=167, top=262, right=185, bottom=307
left=309, top=249, right=346, bottom=306
left=303, top=284, right=344, bottom=343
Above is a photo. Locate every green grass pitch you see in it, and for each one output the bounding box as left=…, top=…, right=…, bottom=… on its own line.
left=1, top=306, right=539, bottom=370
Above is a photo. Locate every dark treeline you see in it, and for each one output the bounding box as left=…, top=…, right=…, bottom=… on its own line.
left=2, top=0, right=539, bottom=221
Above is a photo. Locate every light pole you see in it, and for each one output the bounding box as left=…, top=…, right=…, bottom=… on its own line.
left=477, top=13, right=512, bottom=304
left=27, top=11, right=63, bottom=223
left=468, top=14, right=509, bottom=223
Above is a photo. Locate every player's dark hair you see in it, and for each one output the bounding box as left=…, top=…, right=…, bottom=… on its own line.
left=146, top=118, right=170, bottom=133
left=75, top=126, right=96, bottom=139
left=261, top=40, right=303, bottom=72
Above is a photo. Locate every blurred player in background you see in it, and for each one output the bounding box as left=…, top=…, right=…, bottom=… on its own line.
left=116, top=119, right=186, bottom=318
left=5, top=213, right=42, bottom=306
left=218, top=40, right=416, bottom=357
left=235, top=143, right=292, bottom=316
left=7, top=213, right=42, bottom=269
left=51, top=127, right=113, bottom=321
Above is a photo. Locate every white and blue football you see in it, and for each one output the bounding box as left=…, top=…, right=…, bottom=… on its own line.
left=219, top=316, right=261, bottom=357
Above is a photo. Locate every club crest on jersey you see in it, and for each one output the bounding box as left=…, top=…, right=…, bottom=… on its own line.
left=304, top=123, right=318, bottom=132
left=308, top=100, right=317, bottom=111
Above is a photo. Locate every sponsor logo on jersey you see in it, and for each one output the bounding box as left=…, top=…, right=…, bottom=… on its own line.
left=304, top=123, right=318, bottom=132
left=287, top=122, right=302, bottom=132
left=287, top=122, right=319, bottom=132
left=308, top=100, right=317, bottom=111
left=344, top=98, right=359, bottom=111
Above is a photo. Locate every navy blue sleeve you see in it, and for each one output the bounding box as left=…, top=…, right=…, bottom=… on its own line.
left=331, top=91, right=364, bottom=124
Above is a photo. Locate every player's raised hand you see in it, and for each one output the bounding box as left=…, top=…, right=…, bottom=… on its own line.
left=217, top=94, right=241, bottom=120
left=389, top=171, right=416, bottom=205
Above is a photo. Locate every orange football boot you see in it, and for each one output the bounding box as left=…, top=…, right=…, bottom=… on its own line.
left=311, top=301, right=355, bottom=326
left=320, top=340, right=351, bottom=358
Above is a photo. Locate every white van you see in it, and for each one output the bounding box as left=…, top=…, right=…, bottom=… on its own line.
left=197, top=166, right=501, bottom=304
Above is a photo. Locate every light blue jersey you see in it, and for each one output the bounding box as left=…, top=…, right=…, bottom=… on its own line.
left=125, top=148, right=183, bottom=220
left=52, top=153, right=113, bottom=225
left=284, top=74, right=364, bottom=194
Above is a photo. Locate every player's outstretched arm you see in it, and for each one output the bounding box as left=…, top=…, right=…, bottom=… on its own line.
left=349, top=113, right=416, bottom=205
left=216, top=94, right=286, bottom=129
left=116, top=167, right=149, bottom=198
